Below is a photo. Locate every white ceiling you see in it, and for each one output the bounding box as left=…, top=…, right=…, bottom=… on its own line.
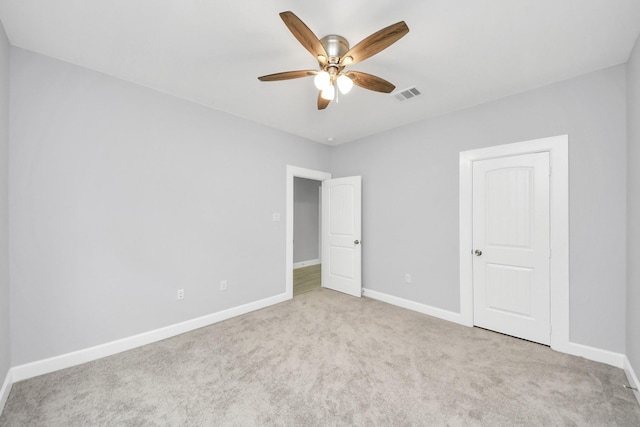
left=1, top=1, right=639, bottom=145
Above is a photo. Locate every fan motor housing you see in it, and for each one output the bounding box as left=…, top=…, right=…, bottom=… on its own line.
left=320, top=35, right=349, bottom=63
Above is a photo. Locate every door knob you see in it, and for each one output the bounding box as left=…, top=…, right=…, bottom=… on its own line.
left=474, top=249, right=482, bottom=256
left=354, top=240, right=360, bottom=245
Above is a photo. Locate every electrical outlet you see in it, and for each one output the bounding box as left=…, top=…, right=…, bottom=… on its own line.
left=405, top=274, right=412, bottom=284
left=177, top=289, right=184, bottom=300
left=220, top=280, right=228, bottom=291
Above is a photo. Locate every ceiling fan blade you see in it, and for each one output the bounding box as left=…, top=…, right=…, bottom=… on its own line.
left=317, top=92, right=330, bottom=110
left=279, top=11, right=328, bottom=65
left=346, top=71, right=396, bottom=93
left=258, top=70, right=317, bottom=82
left=340, top=21, right=409, bottom=66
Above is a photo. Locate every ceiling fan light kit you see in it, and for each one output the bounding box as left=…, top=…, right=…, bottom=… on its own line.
left=258, top=11, right=409, bottom=110
left=314, top=71, right=330, bottom=90
left=320, top=84, right=335, bottom=101
left=337, top=74, right=354, bottom=94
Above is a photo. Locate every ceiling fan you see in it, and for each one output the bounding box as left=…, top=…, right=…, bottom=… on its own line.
left=258, top=11, right=409, bottom=110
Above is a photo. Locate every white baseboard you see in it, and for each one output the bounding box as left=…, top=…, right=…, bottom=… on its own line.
left=11, top=292, right=289, bottom=383
left=293, top=259, right=320, bottom=269
left=5, top=286, right=636, bottom=410
left=624, top=356, right=640, bottom=406
left=362, top=288, right=466, bottom=326
left=553, top=341, right=625, bottom=368
left=0, top=368, right=12, bottom=415
left=363, top=288, right=629, bottom=370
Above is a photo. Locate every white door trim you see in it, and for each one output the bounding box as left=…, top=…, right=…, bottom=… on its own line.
left=286, top=166, right=332, bottom=299
left=459, top=135, right=569, bottom=351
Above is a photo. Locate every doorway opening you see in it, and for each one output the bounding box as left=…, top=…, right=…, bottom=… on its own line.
left=293, top=177, right=322, bottom=296
left=286, top=166, right=332, bottom=299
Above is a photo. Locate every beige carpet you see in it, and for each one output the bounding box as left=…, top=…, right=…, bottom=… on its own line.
left=1, top=288, right=639, bottom=426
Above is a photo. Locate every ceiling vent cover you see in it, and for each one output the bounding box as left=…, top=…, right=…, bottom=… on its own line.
left=393, top=87, right=421, bottom=101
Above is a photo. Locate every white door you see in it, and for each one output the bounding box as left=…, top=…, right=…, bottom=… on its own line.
left=321, top=176, right=362, bottom=297
left=472, top=152, right=550, bottom=344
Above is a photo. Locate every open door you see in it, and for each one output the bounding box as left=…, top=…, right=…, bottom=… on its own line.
left=321, top=176, right=362, bottom=297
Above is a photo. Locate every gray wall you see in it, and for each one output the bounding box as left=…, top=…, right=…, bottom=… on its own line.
left=330, top=65, right=627, bottom=353
left=9, top=48, right=330, bottom=365
left=293, top=178, right=321, bottom=264
left=0, top=22, right=10, bottom=383
left=627, top=35, right=640, bottom=377
left=3, top=44, right=635, bottom=367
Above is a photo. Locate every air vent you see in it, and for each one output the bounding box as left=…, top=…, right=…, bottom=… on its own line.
left=393, top=87, right=422, bottom=102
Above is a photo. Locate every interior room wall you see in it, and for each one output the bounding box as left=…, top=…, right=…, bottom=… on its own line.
left=5, top=42, right=635, bottom=370
left=293, top=177, right=321, bottom=264
left=9, top=48, right=331, bottom=366
left=0, top=21, right=10, bottom=387
left=330, top=65, right=627, bottom=354
left=627, top=34, right=640, bottom=378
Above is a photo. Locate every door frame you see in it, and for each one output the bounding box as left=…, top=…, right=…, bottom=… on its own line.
left=459, top=135, right=569, bottom=351
left=286, top=165, right=332, bottom=299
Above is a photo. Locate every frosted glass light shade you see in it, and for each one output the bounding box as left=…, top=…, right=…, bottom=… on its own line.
left=314, top=71, right=331, bottom=90
left=337, top=74, right=354, bottom=94
left=320, top=85, right=335, bottom=101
